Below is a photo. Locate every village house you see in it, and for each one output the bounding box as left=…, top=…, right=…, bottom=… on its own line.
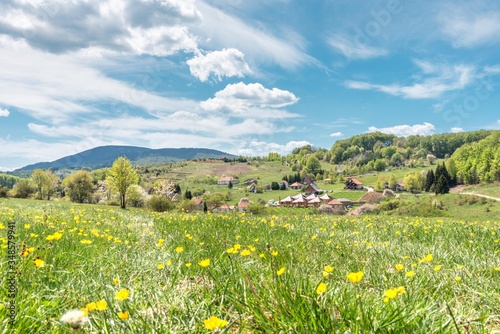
left=345, top=177, right=363, bottom=190
left=328, top=199, right=345, bottom=210
left=289, top=182, right=303, bottom=190
left=279, top=180, right=289, bottom=189
left=304, top=182, right=324, bottom=195
left=217, top=176, right=239, bottom=185
left=190, top=197, right=204, bottom=211
left=238, top=198, right=250, bottom=212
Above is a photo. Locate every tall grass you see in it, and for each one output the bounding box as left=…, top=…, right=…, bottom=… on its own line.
left=0, top=199, right=499, bottom=333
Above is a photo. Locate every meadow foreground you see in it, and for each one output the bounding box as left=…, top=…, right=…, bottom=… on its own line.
left=1, top=199, right=499, bottom=333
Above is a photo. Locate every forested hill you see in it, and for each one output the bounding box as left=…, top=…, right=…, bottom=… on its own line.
left=325, top=130, right=493, bottom=166
left=15, top=146, right=236, bottom=173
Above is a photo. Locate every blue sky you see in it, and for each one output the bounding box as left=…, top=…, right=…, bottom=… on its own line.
left=1, top=0, right=500, bottom=170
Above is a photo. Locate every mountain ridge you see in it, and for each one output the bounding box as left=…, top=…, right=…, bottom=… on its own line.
left=15, top=145, right=236, bottom=172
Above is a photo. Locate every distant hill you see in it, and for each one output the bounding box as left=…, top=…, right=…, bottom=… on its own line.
left=14, top=146, right=236, bottom=173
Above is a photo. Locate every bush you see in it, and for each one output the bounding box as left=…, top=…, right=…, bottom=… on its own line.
left=147, top=196, right=174, bottom=212
left=247, top=202, right=267, bottom=214
left=178, top=199, right=196, bottom=213
left=0, top=186, right=8, bottom=198
left=383, top=189, right=395, bottom=197
left=107, top=199, right=120, bottom=206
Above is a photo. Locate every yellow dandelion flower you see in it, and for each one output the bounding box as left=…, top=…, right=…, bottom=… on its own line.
left=316, top=282, right=327, bottom=295
left=34, top=259, right=45, bottom=268
left=322, top=271, right=329, bottom=279
left=456, top=265, right=464, bottom=270
left=240, top=249, right=251, bottom=256
left=405, top=271, right=415, bottom=277
left=324, top=265, right=334, bottom=273
left=198, top=259, right=210, bottom=267
left=115, top=289, right=130, bottom=301
left=271, top=251, right=278, bottom=256
left=434, top=265, right=441, bottom=271
left=113, top=278, right=119, bottom=285
left=346, top=271, right=363, bottom=283
left=167, top=260, right=172, bottom=266
left=385, top=289, right=398, bottom=299
left=396, top=286, right=405, bottom=294
left=80, top=307, right=89, bottom=316
left=175, top=246, right=184, bottom=253
left=277, top=267, right=285, bottom=276
left=80, top=240, right=92, bottom=245
left=185, top=262, right=192, bottom=267
left=395, top=264, right=404, bottom=271
left=203, top=316, right=228, bottom=331
left=157, top=263, right=164, bottom=269
left=96, top=300, right=108, bottom=311
left=259, top=253, right=265, bottom=258
left=24, top=224, right=30, bottom=229
left=118, top=311, right=129, bottom=320
left=494, top=267, right=500, bottom=271
left=86, top=302, right=97, bottom=312
left=157, top=239, right=165, bottom=247
left=455, top=276, right=462, bottom=282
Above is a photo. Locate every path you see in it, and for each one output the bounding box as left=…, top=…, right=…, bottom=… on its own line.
left=460, top=192, right=500, bottom=202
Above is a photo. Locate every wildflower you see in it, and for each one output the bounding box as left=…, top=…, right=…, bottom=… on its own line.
left=346, top=271, right=363, bottom=283
left=86, top=302, right=97, bottom=312
left=322, top=271, right=329, bottom=279
left=455, top=276, right=462, bottom=282
left=34, top=259, right=45, bottom=268
left=324, top=265, right=334, bottom=273
left=113, top=278, right=119, bottom=285
left=395, top=264, right=404, bottom=271
left=157, top=239, right=165, bottom=247
left=175, top=246, right=184, bottom=253
left=259, top=253, right=265, bottom=258
left=115, top=289, right=130, bottom=301
left=61, top=309, right=89, bottom=329
left=240, top=249, right=251, bottom=256
left=118, top=311, right=129, bottom=320
left=385, top=289, right=398, bottom=299
left=96, top=300, right=108, bottom=311
left=167, top=260, right=172, bottom=266
left=203, top=316, right=228, bottom=331
left=277, top=267, right=285, bottom=276
left=434, top=265, right=441, bottom=271
left=157, top=263, right=164, bottom=269
left=456, top=265, right=464, bottom=270
left=316, top=282, right=327, bottom=295
left=80, top=240, right=92, bottom=245
left=406, top=271, right=415, bottom=277
left=419, top=254, right=433, bottom=263
left=396, top=286, right=405, bottom=294
left=271, top=251, right=278, bottom=256
left=198, top=259, right=210, bottom=267
left=185, top=262, right=192, bottom=267
left=494, top=267, right=500, bottom=271
left=24, top=224, right=30, bottom=229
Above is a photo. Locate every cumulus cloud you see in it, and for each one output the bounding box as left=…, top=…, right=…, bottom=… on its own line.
left=367, top=122, right=435, bottom=137
left=0, top=0, right=202, bottom=56
left=238, top=140, right=312, bottom=156
left=0, top=108, right=9, bottom=117
left=345, top=60, right=475, bottom=99
left=201, top=82, right=299, bottom=116
left=187, top=48, right=252, bottom=82
left=450, top=127, right=464, bottom=133
left=329, top=132, right=343, bottom=137
left=327, top=34, right=388, bottom=60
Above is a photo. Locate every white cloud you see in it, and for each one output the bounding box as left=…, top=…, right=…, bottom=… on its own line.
left=0, top=108, right=9, bottom=117
left=329, top=132, right=343, bottom=137
left=237, top=140, right=312, bottom=156
left=327, top=34, right=388, bottom=60
left=201, top=82, right=299, bottom=116
left=0, top=37, right=198, bottom=122
left=450, top=127, right=464, bottom=133
left=187, top=48, right=252, bottom=82
left=368, top=122, right=435, bottom=137
left=484, top=65, right=500, bottom=75
left=345, top=60, right=475, bottom=99
left=0, top=0, right=202, bottom=56
left=439, top=8, right=500, bottom=48
left=194, top=1, right=317, bottom=69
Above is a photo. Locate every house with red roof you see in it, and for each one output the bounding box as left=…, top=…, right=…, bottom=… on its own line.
left=345, top=177, right=363, bottom=190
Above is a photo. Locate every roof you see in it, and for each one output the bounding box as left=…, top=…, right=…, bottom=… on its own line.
left=238, top=201, right=249, bottom=208
left=292, top=197, right=305, bottom=203
left=306, top=183, right=322, bottom=192
left=291, top=194, right=305, bottom=200
left=308, top=197, right=321, bottom=203
left=305, top=194, right=317, bottom=201
left=280, top=180, right=289, bottom=184
left=347, top=178, right=363, bottom=185
left=280, top=196, right=293, bottom=202
left=218, top=176, right=236, bottom=182
left=337, top=198, right=352, bottom=203
left=191, top=197, right=203, bottom=205
left=319, top=194, right=332, bottom=201
left=328, top=199, right=344, bottom=206
left=290, top=182, right=303, bottom=187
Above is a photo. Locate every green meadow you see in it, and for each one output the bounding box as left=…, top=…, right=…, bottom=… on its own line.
left=1, top=198, right=499, bottom=333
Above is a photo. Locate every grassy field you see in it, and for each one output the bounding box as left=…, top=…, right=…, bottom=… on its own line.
left=1, top=199, right=499, bottom=333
